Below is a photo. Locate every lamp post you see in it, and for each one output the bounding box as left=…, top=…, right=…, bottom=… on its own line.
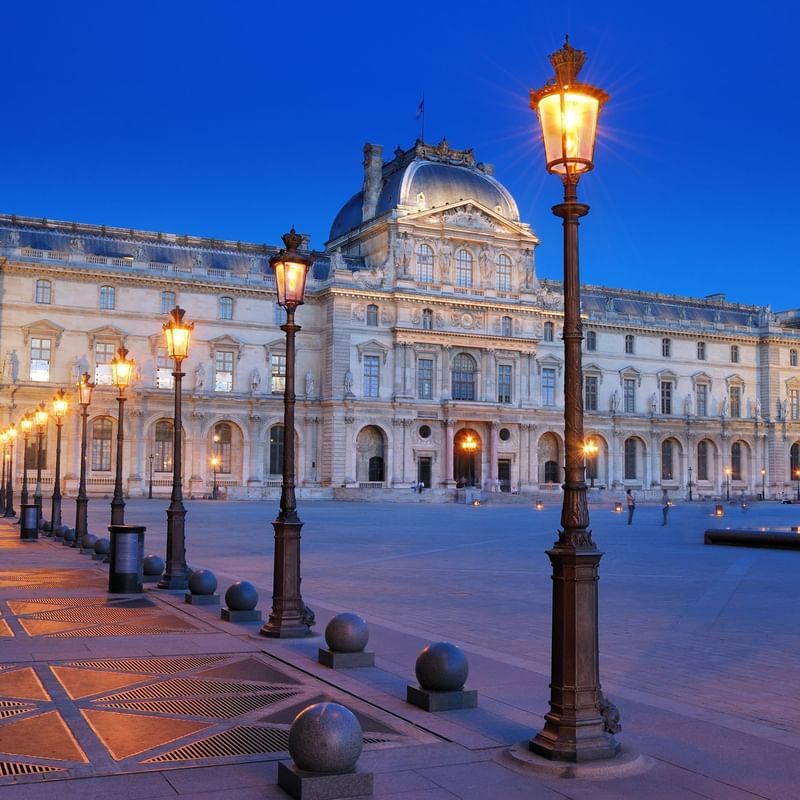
left=529, top=38, right=618, bottom=762
left=33, top=403, right=48, bottom=527
left=159, top=306, right=193, bottom=590
left=0, top=433, right=7, bottom=512
left=688, top=465, right=693, bottom=502
left=210, top=455, right=220, bottom=500
left=724, top=467, right=732, bottom=501
left=461, top=434, right=478, bottom=487
left=4, top=425, right=16, bottom=517
left=761, top=467, right=767, bottom=500
left=19, top=414, right=32, bottom=508
left=110, top=346, right=135, bottom=525
left=75, top=373, right=95, bottom=542
left=148, top=453, right=154, bottom=499
left=583, top=438, right=599, bottom=488
left=261, top=228, right=314, bottom=638
left=795, top=468, right=800, bottom=502
left=50, top=389, right=68, bottom=532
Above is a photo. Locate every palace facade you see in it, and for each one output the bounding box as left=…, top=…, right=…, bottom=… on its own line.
left=2, top=138, right=800, bottom=503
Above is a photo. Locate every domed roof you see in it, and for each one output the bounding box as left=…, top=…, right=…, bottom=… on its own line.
left=329, top=140, right=519, bottom=242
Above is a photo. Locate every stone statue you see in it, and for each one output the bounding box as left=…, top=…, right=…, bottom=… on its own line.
left=720, top=396, right=728, bottom=417
left=344, top=369, right=354, bottom=396
left=305, top=370, right=315, bottom=397
left=610, top=389, right=619, bottom=413
left=330, top=248, right=345, bottom=272
left=2, top=350, right=18, bottom=383
left=650, top=393, right=658, bottom=414
left=250, top=368, right=261, bottom=393
left=684, top=393, right=693, bottom=416
left=71, top=356, right=85, bottom=384
left=438, top=244, right=451, bottom=282
left=479, top=247, right=491, bottom=282
left=781, top=398, right=788, bottom=420
left=194, top=364, right=206, bottom=391
left=755, top=397, right=762, bottom=419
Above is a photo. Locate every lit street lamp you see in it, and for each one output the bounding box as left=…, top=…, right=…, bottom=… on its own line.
left=0, top=432, right=7, bottom=512
left=460, top=434, right=478, bottom=487
left=761, top=467, right=767, bottom=501
left=795, top=468, right=800, bottom=502
left=4, top=425, right=17, bottom=517
left=19, top=414, right=32, bottom=508
left=148, top=453, right=154, bottom=499
left=261, top=228, right=314, bottom=638
left=33, top=403, right=48, bottom=527
left=583, top=438, right=599, bottom=488
left=50, top=389, right=68, bottom=532
left=210, top=455, right=220, bottom=500
left=687, top=465, right=693, bottom=502
left=528, top=38, right=618, bottom=762
left=159, top=306, right=193, bottom=590
left=75, top=373, right=95, bottom=542
left=724, top=467, right=732, bottom=502
left=110, top=346, right=135, bottom=525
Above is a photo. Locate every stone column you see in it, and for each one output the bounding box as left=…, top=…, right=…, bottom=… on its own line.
left=444, top=419, right=455, bottom=487
left=440, top=346, right=451, bottom=400
left=128, top=407, right=145, bottom=496
left=489, top=421, right=499, bottom=485
left=344, top=414, right=355, bottom=483
left=247, top=413, right=262, bottom=495
left=188, top=410, right=205, bottom=499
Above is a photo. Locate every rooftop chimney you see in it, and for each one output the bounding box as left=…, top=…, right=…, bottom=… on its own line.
left=362, top=143, right=383, bottom=223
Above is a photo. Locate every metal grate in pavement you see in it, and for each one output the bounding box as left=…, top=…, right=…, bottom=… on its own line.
left=27, top=607, right=157, bottom=623
left=47, top=622, right=197, bottom=638
left=102, top=677, right=288, bottom=701
left=0, top=703, right=36, bottom=720
left=94, top=691, right=298, bottom=719
left=0, top=761, right=64, bottom=776
left=67, top=656, right=228, bottom=674
left=144, top=726, right=291, bottom=761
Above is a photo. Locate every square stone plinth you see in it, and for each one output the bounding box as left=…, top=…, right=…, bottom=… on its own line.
left=79, top=547, right=94, bottom=555
left=143, top=574, right=161, bottom=583
left=406, top=684, right=478, bottom=712
left=184, top=593, right=220, bottom=605
left=221, top=607, right=262, bottom=622
left=92, top=553, right=108, bottom=561
left=277, top=761, right=373, bottom=800
left=318, top=648, right=375, bottom=669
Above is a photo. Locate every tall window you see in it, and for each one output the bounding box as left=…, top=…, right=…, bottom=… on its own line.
left=501, top=316, right=512, bottom=337
left=268, top=424, right=284, bottom=474
left=214, top=350, right=234, bottom=392
left=731, top=442, right=742, bottom=481
left=422, top=309, right=433, bottom=330
left=30, top=337, right=51, bottom=382
left=543, top=322, right=554, bottom=342
left=624, top=438, right=637, bottom=480
left=730, top=344, right=739, bottom=363
left=99, top=285, right=115, bottom=310
left=271, top=354, right=286, bottom=394
left=363, top=355, right=380, bottom=397
left=418, top=358, right=433, bottom=399
left=218, top=296, right=233, bottom=320
left=792, top=349, right=799, bottom=367
left=35, top=279, right=51, bottom=304
left=729, top=385, right=741, bottom=418
left=161, top=291, right=176, bottom=314
left=662, top=338, right=671, bottom=358
left=584, top=375, right=598, bottom=411
left=625, top=334, right=634, bottom=354
left=623, top=378, right=636, bottom=413
left=455, top=249, right=473, bottom=288
left=696, top=384, right=708, bottom=417
left=697, top=341, right=706, bottom=360
left=155, top=420, right=174, bottom=472
left=791, top=442, right=800, bottom=475
left=94, top=342, right=115, bottom=386
left=156, top=347, right=174, bottom=389
left=366, top=304, right=379, bottom=327
left=541, top=367, right=556, bottom=407
left=213, top=423, right=232, bottom=473
left=91, top=418, right=113, bottom=471
left=416, top=243, right=433, bottom=283
left=451, top=353, right=476, bottom=401
left=697, top=440, right=709, bottom=481
left=791, top=388, right=800, bottom=421
left=586, top=331, right=597, bottom=351
left=497, top=364, right=512, bottom=404
left=496, top=253, right=511, bottom=291
left=660, top=380, right=672, bottom=415
left=661, top=439, right=674, bottom=481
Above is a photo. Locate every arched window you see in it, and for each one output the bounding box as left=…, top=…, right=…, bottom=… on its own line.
left=697, top=440, right=709, bottom=481
left=624, top=438, right=638, bottom=479
left=218, top=296, right=233, bottom=320
left=155, top=420, right=174, bottom=472
left=422, top=308, right=433, bottom=330
left=792, top=443, right=800, bottom=482
left=366, top=304, right=379, bottom=326
left=451, top=353, right=477, bottom=401
left=269, top=424, right=284, bottom=475
left=496, top=253, right=511, bottom=291
left=661, top=438, right=674, bottom=481
left=543, top=322, right=554, bottom=342
left=91, top=418, right=113, bottom=471
left=586, top=331, right=597, bottom=351
left=161, top=291, right=176, bottom=314
left=416, top=243, right=433, bottom=283
left=213, top=423, right=232, bottom=473
left=731, top=442, right=742, bottom=481
left=625, top=334, right=635, bottom=354
left=455, top=249, right=473, bottom=288
left=35, top=279, right=52, bottom=304
left=544, top=460, right=559, bottom=483
left=99, top=285, right=115, bottom=310
left=501, top=316, right=512, bottom=337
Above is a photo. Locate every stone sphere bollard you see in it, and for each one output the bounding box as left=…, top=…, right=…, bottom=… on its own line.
left=94, top=537, right=111, bottom=556
left=225, top=581, right=258, bottom=611
left=63, top=527, right=76, bottom=543
left=188, top=569, right=217, bottom=596
left=415, top=642, right=468, bottom=692
left=54, top=524, right=67, bottom=539
left=81, top=533, right=97, bottom=550
left=289, top=702, right=363, bottom=773
left=325, top=613, right=369, bottom=653
left=41, top=519, right=51, bottom=532
left=143, top=553, right=164, bottom=576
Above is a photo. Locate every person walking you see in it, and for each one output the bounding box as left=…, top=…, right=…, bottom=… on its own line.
left=661, top=489, right=671, bottom=526
left=626, top=489, right=636, bottom=525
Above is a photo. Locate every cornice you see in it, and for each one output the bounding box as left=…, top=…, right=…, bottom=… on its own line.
left=392, top=326, right=536, bottom=353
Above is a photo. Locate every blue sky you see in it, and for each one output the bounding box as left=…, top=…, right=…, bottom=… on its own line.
left=2, top=1, right=797, bottom=309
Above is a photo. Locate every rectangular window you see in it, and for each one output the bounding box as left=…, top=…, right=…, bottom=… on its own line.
left=218, top=296, right=233, bottom=320
left=99, top=286, right=115, bottom=310
left=161, top=291, right=176, bottom=314
left=584, top=375, right=598, bottom=411
left=730, top=344, right=739, bottom=363
left=625, top=335, right=634, bottom=354
left=91, top=437, right=112, bottom=471
left=271, top=354, right=286, bottom=394
left=156, top=347, right=174, bottom=389
left=623, top=378, right=635, bottom=413
left=30, top=337, right=51, bottom=382
left=697, top=341, right=706, bottom=360
left=35, top=280, right=51, bottom=304
left=791, top=389, right=800, bottom=421
left=696, top=384, right=707, bottom=416
left=418, top=358, right=433, bottom=400
left=541, top=368, right=556, bottom=407
left=497, top=364, right=512, bottom=404
left=624, top=439, right=637, bottom=479
left=214, top=350, right=234, bottom=392
left=94, top=342, right=115, bottom=386
left=363, top=355, right=380, bottom=398
left=274, top=304, right=287, bottom=325
left=496, top=256, right=511, bottom=291
left=662, top=338, right=671, bottom=357
left=729, top=386, right=741, bottom=418
left=660, top=380, right=672, bottom=415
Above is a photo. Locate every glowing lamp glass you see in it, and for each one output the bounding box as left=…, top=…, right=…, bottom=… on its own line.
left=52, top=390, right=68, bottom=418
left=0, top=433, right=7, bottom=445
left=20, top=416, right=32, bottom=434
left=7, top=426, right=16, bottom=441
left=164, top=307, right=193, bottom=360
left=77, top=373, right=95, bottom=406
left=536, top=90, right=600, bottom=175
left=535, top=500, right=544, bottom=511
left=273, top=259, right=310, bottom=308
left=34, top=404, right=48, bottom=429
left=111, top=348, right=135, bottom=389
left=614, top=502, right=623, bottom=513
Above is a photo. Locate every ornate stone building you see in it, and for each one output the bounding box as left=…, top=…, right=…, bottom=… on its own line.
left=2, top=138, right=800, bottom=502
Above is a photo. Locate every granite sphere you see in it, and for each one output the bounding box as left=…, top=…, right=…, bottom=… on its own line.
left=81, top=533, right=97, bottom=550
left=41, top=519, right=51, bottom=532
left=325, top=612, right=369, bottom=653
left=188, top=569, right=217, bottom=596
left=143, top=553, right=164, bottom=576
left=94, top=537, right=111, bottom=556
left=289, top=702, right=363, bottom=773
left=225, top=581, right=258, bottom=611
left=63, top=527, right=76, bottom=542
left=53, top=525, right=68, bottom=539
left=415, top=642, right=469, bottom=691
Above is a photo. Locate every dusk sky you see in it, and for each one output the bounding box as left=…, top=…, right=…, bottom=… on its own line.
left=3, top=2, right=797, bottom=309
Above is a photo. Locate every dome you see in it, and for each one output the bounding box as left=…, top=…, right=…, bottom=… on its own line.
left=329, top=140, right=520, bottom=242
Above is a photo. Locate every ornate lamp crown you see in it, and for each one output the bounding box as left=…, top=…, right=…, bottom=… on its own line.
left=549, top=36, right=587, bottom=85
left=281, top=227, right=303, bottom=252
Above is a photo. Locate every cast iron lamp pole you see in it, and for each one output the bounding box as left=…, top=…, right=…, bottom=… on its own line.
left=761, top=467, right=766, bottom=500
left=725, top=467, right=732, bottom=501
left=795, top=468, right=800, bottom=502
left=110, top=346, right=135, bottom=525
left=261, top=229, right=314, bottom=638
left=0, top=433, right=7, bottom=511
left=50, top=389, right=68, bottom=532
left=148, top=453, right=154, bottom=499
left=19, top=415, right=32, bottom=508
left=688, top=465, right=693, bottom=502
left=33, top=403, right=48, bottom=528
left=529, top=38, right=619, bottom=762
left=75, top=373, right=95, bottom=542
left=210, top=455, right=220, bottom=500
left=4, top=425, right=16, bottom=517
left=159, top=306, right=193, bottom=589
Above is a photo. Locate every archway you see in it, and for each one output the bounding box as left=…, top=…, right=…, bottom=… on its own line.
left=538, top=431, right=562, bottom=484
left=356, top=425, right=386, bottom=483
left=454, top=428, right=481, bottom=487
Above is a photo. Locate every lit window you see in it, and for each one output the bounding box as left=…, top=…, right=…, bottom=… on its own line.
left=416, top=244, right=433, bottom=283
left=35, top=279, right=51, bottom=304
left=366, top=304, right=379, bottom=327
left=496, top=254, right=511, bottom=291
left=662, top=338, right=671, bottom=358
left=696, top=384, right=708, bottom=417
left=268, top=424, right=284, bottom=474
left=497, top=364, right=512, bottom=404
left=697, top=341, right=706, bottom=360
left=418, top=358, right=433, bottom=399
left=161, top=291, right=176, bottom=314
left=422, top=309, right=433, bottom=330
left=155, top=420, right=174, bottom=472
left=501, top=316, right=512, bottom=337
left=451, top=353, right=477, bottom=401
left=730, top=344, right=739, bottom=363
left=30, top=337, right=51, bottom=382
left=624, top=438, right=637, bottom=479
left=156, top=347, right=174, bottom=389
left=623, top=378, right=635, bottom=413
left=625, top=334, right=634, bottom=354
left=214, top=350, right=235, bottom=392
left=729, top=386, right=741, bottom=418
left=363, top=355, right=380, bottom=397
left=218, top=296, right=233, bottom=320
left=584, top=375, right=598, bottom=411
left=697, top=440, right=709, bottom=481
left=90, top=418, right=113, bottom=471
left=455, top=250, right=473, bottom=288
left=586, top=331, right=597, bottom=351
left=543, top=322, right=554, bottom=342
left=213, top=423, right=232, bottom=473
left=94, top=342, right=115, bottom=386
left=99, top=285, right=115, bottom=310
left=661, top=439, right=674, bottom=480
left=660, top=380, right=672, bottom=415
left=271, top=354, right=286, bottom=394
left=541, top=368, right=556, bottom=407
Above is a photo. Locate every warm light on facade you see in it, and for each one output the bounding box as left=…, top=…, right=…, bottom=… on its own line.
left=270, top=228, right=312, bottom=310
left=461, top=434, right=478, bottom=452
left=20, top=415, right=32, bottom=434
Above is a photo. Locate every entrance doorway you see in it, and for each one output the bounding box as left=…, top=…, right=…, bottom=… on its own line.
left=454, top=428, right=481, bottom=487
left=498, top=459, right=511, bottom=492
left=417, top=457, right=431, bottom=489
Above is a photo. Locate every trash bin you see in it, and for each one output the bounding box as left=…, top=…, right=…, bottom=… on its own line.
left=108, top=524, right=146, bottom=593
left=20, top=503, right=38, bottom=541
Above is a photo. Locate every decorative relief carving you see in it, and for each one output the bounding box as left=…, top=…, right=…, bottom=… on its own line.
left=449, top=310, right=483, bottom=330
left=353, top=266, right=385, bottom=289
left=351, top=303, right=365, bottom=322
left=379, top=307, right=394, bottom=325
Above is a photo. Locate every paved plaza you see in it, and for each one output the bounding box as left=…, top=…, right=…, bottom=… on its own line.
left=0, top=495, right=799, bottom=798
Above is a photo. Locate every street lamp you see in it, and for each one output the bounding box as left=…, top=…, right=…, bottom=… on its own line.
left=19, top=414, right=32, bottom=508
left=4, top=425, right=17, bottom=517
left=724, top=467, right=732, bottom=502
left=761, top=467, right=767, bottom=501
left=688, top=465, right=693, bottom=502
left=75, top=372, right=95, bottom=542
left=529, top=37, right=618, bottom=762
left=110, top=345, right=135, bottom=525
left=148, top=453, right=154, bottom=499
left=0, top=432, right=7, bottom=512
left=261, top=228, right=314, bottom=637
left=159, top=306, right=193, bottom=590
left=795, top=468, right=800, bottom=502
left=33, top=402, right=48, bottom=527
left=50, top=389, right=68, bottom=532
left=461, top=434, right=478, bottom=487
left=210, top=455, right=220, bottom=500
left=583, top=438, right=599, bottom=488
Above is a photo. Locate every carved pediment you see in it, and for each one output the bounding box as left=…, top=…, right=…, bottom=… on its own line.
left=691, top=370, right=713, bottom=389
left=208, top=334, right=244, bottom=360
left=619, top=365, right=642, bottom=387
left=356, top=338, right=390, bottom=364
left=536, top=353, right=563, bottom=376
left=406, top=199, right=533, bottom=237
left=21, top=319, right=65, bottom=346
left=86, top=325, right=127, bottom=349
